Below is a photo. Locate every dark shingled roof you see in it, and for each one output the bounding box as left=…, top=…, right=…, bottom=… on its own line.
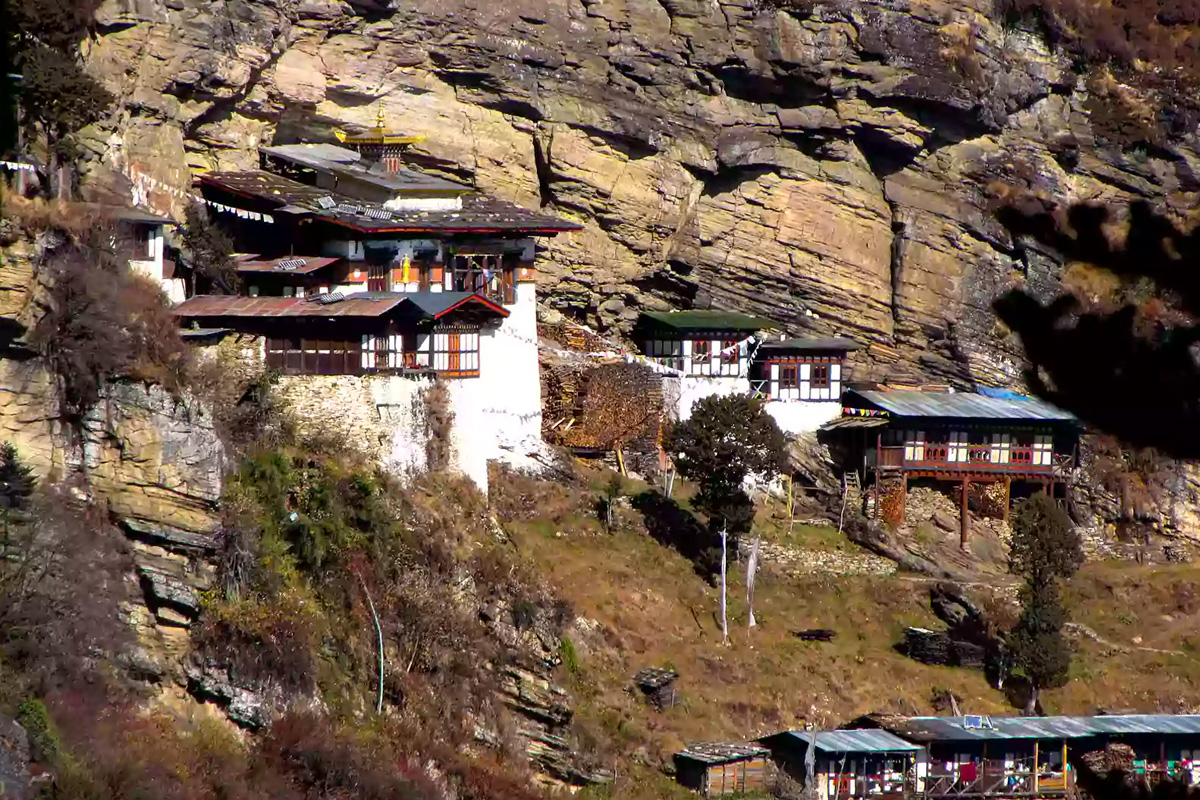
left=759, top=337, right=862, bottom=353
left=845, top=389, right=1079, bottom=423
left=638, top=310, right=776, bottom=332
left=197, top=171, right=582, bottom=235
left=403, top=291, right=509, bottom=319
left=261, top=144, right=471, bottom=196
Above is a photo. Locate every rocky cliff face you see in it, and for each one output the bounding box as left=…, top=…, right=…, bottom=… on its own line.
left=84, top=0, right=1192, bottom=387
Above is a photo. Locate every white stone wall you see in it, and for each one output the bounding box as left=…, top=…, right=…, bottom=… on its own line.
left=662, top=375, right=749, bottom=422
left=444, top=280, right=546, bottom=490
left=764, top=400, right=843, bottom=435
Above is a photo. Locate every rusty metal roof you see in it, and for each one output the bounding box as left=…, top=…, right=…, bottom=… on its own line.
left=859, top=714, right=1200, bottom=743
left=173, top=291, right=509, bottom=321
left=235, top=256, right=341, bottom=274
left=173, top=294, right=409, bottom=319
left=676, top=742, right=770, bottom=765
left=846, top=389, right=1078, bottom=423
left=197, top=171, right=582, bottom=234
left=762, top=730, right=922, bottom=753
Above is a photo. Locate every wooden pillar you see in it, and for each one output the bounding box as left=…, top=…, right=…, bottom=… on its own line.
left=960, top=477, right=970, bottom=549
left=874, top=469, right=881, bottom=520
left=1002, top=477, right=1012, bottom=522
left=1033, top=741, right=1040, bottom=795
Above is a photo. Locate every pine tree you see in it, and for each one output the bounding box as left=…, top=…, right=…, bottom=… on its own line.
left=1006, top=493, right=1081, bottom=713
left=0, top=442, right=36, bottom=547
left=1008, top=576, right=1071, bottom=713
left=663, top=393, right=788, bottom=549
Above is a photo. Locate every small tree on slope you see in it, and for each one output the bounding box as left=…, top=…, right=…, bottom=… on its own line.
left=1007, top=493, right=1082, bottom=713
left=663, top=393, right=788, bottom=554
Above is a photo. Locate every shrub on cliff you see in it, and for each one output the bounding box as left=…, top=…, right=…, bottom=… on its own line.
left=180, top=204, right=241, bottom=295
left=29, top=219, right=191, bottom=428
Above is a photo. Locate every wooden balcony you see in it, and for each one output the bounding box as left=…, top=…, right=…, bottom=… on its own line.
left=924, top=766, right=1069, bottom=798
left=871, top=446, right=1076, bottom=479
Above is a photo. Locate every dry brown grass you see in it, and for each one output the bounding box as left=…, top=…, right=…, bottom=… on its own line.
left=492, top=468, right=1200, bottom=792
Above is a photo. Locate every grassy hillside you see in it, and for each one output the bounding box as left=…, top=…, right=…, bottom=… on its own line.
left=491, top=467, right=1200, bottom=797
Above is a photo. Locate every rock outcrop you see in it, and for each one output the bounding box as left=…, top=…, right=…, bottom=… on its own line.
left=84, top=0, right=1193, bottom=388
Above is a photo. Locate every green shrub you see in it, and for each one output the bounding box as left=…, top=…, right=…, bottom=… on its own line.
left=17, top=698, right=60, bottom=762
left=559, top=636, right=580, bottom=674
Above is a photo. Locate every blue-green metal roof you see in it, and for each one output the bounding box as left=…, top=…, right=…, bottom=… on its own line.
left=761, top=730, right=922, bottom=753
left=847, top=390, right=1078, bottom=423
left=865, top=715, right=1200, bottom=743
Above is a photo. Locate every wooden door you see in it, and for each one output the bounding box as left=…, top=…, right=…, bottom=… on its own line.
left=448, top=332, right=461, bottom=374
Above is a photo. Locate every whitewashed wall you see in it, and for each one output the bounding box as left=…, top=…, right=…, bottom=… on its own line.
left=764, top=400, right=843, bottom=434
left=662, top=375, right=750, bottom=422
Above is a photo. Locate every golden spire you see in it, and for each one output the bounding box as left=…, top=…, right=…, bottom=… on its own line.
left=376, top=100, right=386, bottom=131
left=333, top=101, right=426, bottom=147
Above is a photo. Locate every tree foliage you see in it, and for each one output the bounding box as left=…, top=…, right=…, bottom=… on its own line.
left=29, top=219, right=191, bottom=428
left=663, top=393, right=787, bottom=542
left=1007, top=575, right=1072, bottom=711
left=3, top=0, right=112, bottom=192
left=1008, top=493, right=1083, bottom=585
left=181, top=204, right=241, bottom=295
left=1005, top=494, right=1082, bottom=711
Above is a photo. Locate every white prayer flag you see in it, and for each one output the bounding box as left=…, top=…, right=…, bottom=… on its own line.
left=746, top=537, right=761, bottom=628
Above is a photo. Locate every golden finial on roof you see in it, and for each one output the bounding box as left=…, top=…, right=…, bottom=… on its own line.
left=376, top=100, right=386, bottom=131
left=333, top=102, right=427, bottom=147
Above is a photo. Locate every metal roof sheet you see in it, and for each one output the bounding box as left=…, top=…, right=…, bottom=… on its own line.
left=235, top=256, right=341, bottom=274
left=864, top=715, right=1200, bottom=742
left=173, top=291, right=508, bottom=321
left=847, top=390, right=1078, bottom=423
left=821, top=416, right=891, bottom=430
left=172, top=293, right=409, bottom=319
left=759, top=337, right=862, bottom=353
left=639, top=310, right=776, bottom=332
left=676, top=742, right=770, bottom=765
left=262, top=144, right=471, bottom=196
left=761, top=730, right=922, bottom=753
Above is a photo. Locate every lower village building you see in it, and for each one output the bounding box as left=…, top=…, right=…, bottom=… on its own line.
left=822, top=389, right=1082, bottom=542
left=678, top=715, right=1200, bottom=799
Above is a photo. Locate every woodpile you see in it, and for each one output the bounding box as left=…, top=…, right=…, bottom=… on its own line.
left=794, top=628, right=836, bottom=642
left=902, top=627, right=986, bottom=667
left=541, top=361, right=664, bottom=475
left=879, top=477, right=906, bottom=527
left=634, top=667, right=679, bottom=710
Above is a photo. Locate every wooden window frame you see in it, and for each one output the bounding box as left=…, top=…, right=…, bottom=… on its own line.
left=809, top=362, right=831, bottom=389
left=367, top=260, right=389, bottom=292
left=779, top=363, right=799, bottom=390
left=432, top=326, right=481, bottom=378
left=720, top=338, right=740, bottom=365
left=265, top=336, right=364, bottom=375
left=452, top=253, right=516, bottom=304
left=691, top=339, right=711, bottom=364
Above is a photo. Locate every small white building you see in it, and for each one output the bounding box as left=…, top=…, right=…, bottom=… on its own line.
left=634, top=310, right=771, bottom=423
left=749, top=337, right=861, bottom=435
left=635, top=312, right=862, bottom=436
left=99, top=206, right=187, bottom=304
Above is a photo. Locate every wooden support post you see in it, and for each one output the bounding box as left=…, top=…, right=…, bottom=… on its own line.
left=1033, top=741, right=1040, bottom=795
left=1063, top=741, right=1070, bottom=787
left=1002, top=477, right=1012, bottom=522
left=874, top=470, right=881, bottom=520
left=960, top=477, right=970, bottom=549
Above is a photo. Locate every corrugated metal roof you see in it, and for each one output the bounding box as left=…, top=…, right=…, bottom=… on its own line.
left=173, top=291, right=509, bottom=321
left=864, top=715, right=1200, bottom=742
left=639, top=310, right=776, bottom=332
left=821, top=416, right=890, bottom=430
left=759, top=337, right=862, bottom=353
left=676, top=742, right=770, bottom=764
left=173, top=294, right=409, bottom=319
left=235, top=256, right=341, bottom=274
left=761, top=730, right=922, bottom=753
left=847, top=390, right=1078, bottom=423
